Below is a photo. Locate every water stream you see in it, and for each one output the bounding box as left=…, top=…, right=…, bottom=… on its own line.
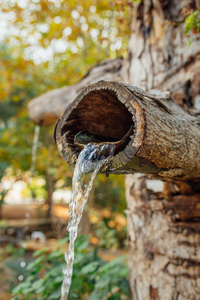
left=60, top=142, right=116, bottom=300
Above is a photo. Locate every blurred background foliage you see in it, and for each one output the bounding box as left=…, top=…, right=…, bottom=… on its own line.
left=0, top=0, right=132, bottom=238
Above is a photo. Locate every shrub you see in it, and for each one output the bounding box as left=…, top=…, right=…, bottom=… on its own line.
left=11, top=235, right=129, bottom=300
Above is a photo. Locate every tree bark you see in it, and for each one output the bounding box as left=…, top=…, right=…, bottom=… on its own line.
left=123, top=0, right=200, bottom=93
left=126, top=174, right=200, bottom=300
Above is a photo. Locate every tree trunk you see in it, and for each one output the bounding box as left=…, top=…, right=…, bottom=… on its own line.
left=124, top=1, right=200, bottom=299
left=45, top=173, right=54, bottom=218
left=126, top=175, right=200, bottom=300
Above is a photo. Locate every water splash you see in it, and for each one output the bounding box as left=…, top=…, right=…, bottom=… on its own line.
left=30, top=125, right=40, bottom=174
left=60, top=142, right=116, bottom=300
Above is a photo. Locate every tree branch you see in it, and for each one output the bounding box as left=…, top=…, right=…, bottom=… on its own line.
left=54, top=81, right=200, bottom=181
left=27, top=58, right=123, bottom=125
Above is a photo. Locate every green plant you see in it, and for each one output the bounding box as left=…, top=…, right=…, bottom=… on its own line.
left=185, top=9, right=200, bottom=47
left=95, top=221, right=120, bottom=249
left=11, top=235, right=129, bottom=300
left=89, top=256, right=129, bottom=300
left=185, top=9, right=200, bottom=35
left=1, top=244, right=29, bottom=292
left=21, top=177, right=47, bottom=201
left=90, top=210, right=127, bottom=250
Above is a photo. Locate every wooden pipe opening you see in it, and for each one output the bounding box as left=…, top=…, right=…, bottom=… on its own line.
left=60, top=89, right=133, bottom=154
left=54, top=81, right=145, bottom=171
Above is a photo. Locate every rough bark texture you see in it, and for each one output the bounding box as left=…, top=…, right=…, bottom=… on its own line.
left=126, top=174, right=200, bottom=300
left=123, top=0, right=200, bottom=94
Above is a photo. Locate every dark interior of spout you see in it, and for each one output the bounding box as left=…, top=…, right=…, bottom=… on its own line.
left=60, top=89, right=134, bottom=154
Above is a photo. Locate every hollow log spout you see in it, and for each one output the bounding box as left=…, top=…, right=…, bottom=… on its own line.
left=54, top=80, right=200, bottom=182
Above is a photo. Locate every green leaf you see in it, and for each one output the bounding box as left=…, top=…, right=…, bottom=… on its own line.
left=48, top=250, right=63, bottom=260
left=98, top=256, right=127, bottom=274
left=51, top=275, right=63, bottom=284
left=108, top=294, right=121, bottom=300
left=89, top=289, right=109, bottom=300
left=27, top=254, right=46, bottom=270
left=58, top=236, right=69, bottom=246
left=33, top=247, right=49, bottom=257
left=69, top=276, right=84, bottom=294
left=46, top=288, right=61, bottom=300
left=80, top=261, right=99, bottom=275
left=32, top=279, right=45, bottom=291
left=94, top=275, right=111, bottom=289
left=74, top=234, right=90, bottom=251
left=12, top=281, right=31, bottom=295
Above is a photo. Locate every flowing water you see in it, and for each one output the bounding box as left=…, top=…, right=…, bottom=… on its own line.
left=60, top=142, right=116, bottom=300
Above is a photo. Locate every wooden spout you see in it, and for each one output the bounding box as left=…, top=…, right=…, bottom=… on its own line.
left=54, top=81, right=200, bottom=181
